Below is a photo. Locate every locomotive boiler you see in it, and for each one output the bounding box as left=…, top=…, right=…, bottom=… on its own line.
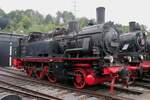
left=64, top=22, right=120, bottom=63
left=62, top=7, right=119, bottom=62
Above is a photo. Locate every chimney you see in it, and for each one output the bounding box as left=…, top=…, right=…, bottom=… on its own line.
left=129, top=21, right=136, bottom=32
left=96, top=7, right=105, bottom=24
left=129, top=21, right=141, bottom=32
left=68, top=21, right=80, bottom=33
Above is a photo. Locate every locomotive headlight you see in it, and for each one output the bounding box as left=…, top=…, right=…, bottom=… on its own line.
left=104, top=56, right=114, bottom=63
left=127, top=56, right=132, bottom=62
left=109, top=56, right=114, bottom=63
left=144, top=32, right=148, bottom=36
left=139, top=55, right=144, bottom=60
left=124, top=56, right=132, bottom=62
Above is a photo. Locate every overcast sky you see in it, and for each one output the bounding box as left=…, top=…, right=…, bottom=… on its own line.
left=0, top=0, right=149, bottom=28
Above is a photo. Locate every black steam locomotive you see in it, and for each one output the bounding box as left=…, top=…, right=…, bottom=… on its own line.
left=13, top=7, right=150, bottom=89
left=119, top=22, right=146, bottom=64
left=13, top=7, right=125, bottom=89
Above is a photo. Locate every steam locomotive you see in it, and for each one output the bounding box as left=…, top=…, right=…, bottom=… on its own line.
left=119, top=22, right=146, bottom=63
left=13, top=7, right=126, bottom=89
left=119, top=22, right=150, bottom=80
left=12, top=7, right=150, bottom=89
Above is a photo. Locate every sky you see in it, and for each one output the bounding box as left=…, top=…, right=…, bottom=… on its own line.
left=0, top=0, right=150, bottom=29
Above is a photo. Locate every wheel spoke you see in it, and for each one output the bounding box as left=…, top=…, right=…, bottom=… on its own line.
left=73, top=69, right=86, bottom=89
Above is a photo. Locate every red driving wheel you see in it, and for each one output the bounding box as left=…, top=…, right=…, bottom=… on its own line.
left=36, top=66, right=49, bottom=79
left=46, top=65, right=57, bottom=83
left=36, top=70, right=45, bottom=79
left=26, top=66, right=35, bottom=77
left=73, top=69, right=86, bottom=89
left=47, top=72, right=57, bottom=83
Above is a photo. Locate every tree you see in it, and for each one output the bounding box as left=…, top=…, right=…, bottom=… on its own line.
left=78, top=17, right=89, bottom=28
left=62, top=11, right=75, bottom=24
left=0, top=8, right=94, bottom=34
left=24, top=9, right=44, bottom=25
left=45, top=14, right=54, bottom=24
left=140, top=24, right=147, bottom=31
left=0, top=17, right=9, bottom=30
left=55, top=11, right=62, bottom=25
left=115, top=24, right=129, bottom=34
left=8, top=10, right=23, bottom=23
left=0, top=9, right=5, bottom=17
left=19, top=16, right=32, bottom=29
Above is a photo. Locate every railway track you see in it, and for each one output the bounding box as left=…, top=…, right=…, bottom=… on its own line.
left=126, top=78, right=150, bottom=90
left=104, top=84, right=142, bottom=95
left=133, top=81, right=150, bottom=90
left=1, top=67, right=143, bottom=93
left=0, top=82, right=61, bottom=100
left=0, top=67, right=140, bottom=100
left=140, top=78, right=150, bottom=83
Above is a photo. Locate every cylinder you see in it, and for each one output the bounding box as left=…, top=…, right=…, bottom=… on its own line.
left=85, top=74, right=96, bottom=85
left=96, top=7, right=105, bottom=24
